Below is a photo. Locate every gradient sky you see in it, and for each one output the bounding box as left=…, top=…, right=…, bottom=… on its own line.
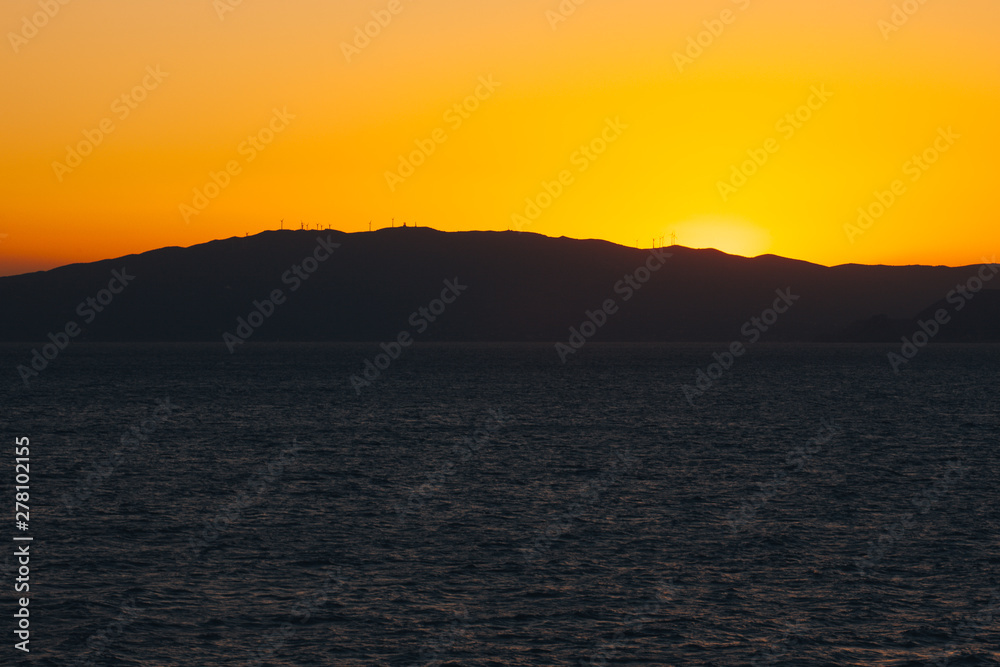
left=1, top=0, right=998, bottom=276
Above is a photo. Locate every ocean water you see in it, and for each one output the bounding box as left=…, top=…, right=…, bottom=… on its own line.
left=1, top=343, right=998, bottom=666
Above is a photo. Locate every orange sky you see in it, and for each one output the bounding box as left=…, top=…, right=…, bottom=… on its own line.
left=1, top=0, right=998, bottom=276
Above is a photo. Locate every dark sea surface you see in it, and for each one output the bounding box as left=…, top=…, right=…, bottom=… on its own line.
left=1, top=343, right=998, bottom=666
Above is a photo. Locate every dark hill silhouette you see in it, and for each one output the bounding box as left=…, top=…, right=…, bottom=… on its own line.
left=0, top=228, right=997, bottom=343
left=840, top=289, right=1000, bottom=342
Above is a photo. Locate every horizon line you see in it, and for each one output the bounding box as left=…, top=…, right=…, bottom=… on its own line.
left=0, top=226, right=989, bottom=279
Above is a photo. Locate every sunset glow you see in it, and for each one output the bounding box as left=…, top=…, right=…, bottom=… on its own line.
left=2, top=0, right=998, bottom=276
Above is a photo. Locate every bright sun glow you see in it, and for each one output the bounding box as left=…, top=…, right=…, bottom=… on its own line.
left=0, top=1, right=998, bottom=275
left=668, top=217, right=772, bottom=258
